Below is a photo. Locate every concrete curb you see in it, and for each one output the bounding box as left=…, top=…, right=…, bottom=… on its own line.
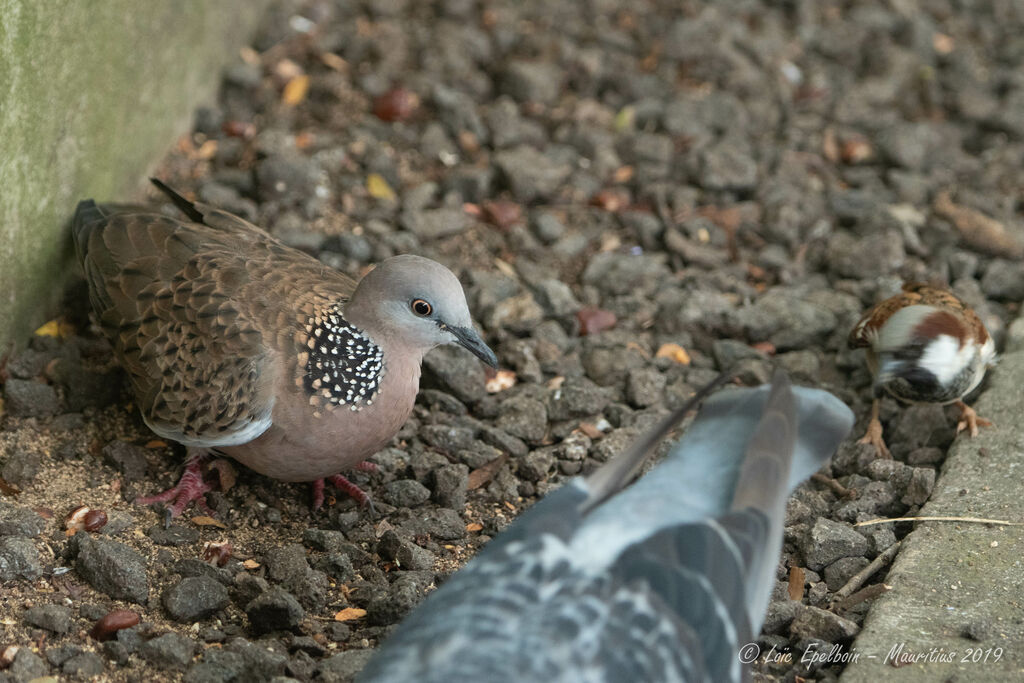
left=840, top=316, right=1024, bottom=681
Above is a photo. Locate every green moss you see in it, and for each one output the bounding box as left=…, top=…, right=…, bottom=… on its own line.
left=0, top=0, right=269, bottom=349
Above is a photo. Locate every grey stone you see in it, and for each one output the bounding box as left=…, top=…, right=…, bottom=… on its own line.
left=420, top=425, right=475, bottom=455
left=0, top=536, right=42, bottom=581
left=904, top=467, right=936, bottom=506
left=23, top=604, right=72, bottom=634
left=301, top=529, right=348, bottom=554
left=8, top=648, right=49, bottom=680
left=494, top=145, right=573, bottom=202
left=532, top=279, right=580, bottom=317
left=801, top=518, right=869, bottom=571
left=0, top=502, right=45, bottom=538
left=828, top=231, right=906, bottom=279
left=422, top=345, right=488, bottom=404
left=246, top=588, right=305, bottom=634
left=532, top=212, right=566, bottom=243
left=762, top=600, right=799, bottom=635
left=141, top=632, right=197, bottom=669
left=501, top=60, right=562, bottom=104
left=698, top=140, right=758, bottom=192
left=265, top=544, right=309, bottom=585
left=224, top=638, right=288, bottom=680
left=399, top=208, right=471, bottom=240
left=367, top=571, right=431, bottom=626
left=377, top=530, right=436, bottom=571
left=102, top=440, right=150, bottom=483
left=824, top=556, right=871, bottom=591
left=790, top=604, right=860, bottom=642
left=147, top=523, right=200, bottom=547
left=495, top=395, right=548, bottom=444
left=625, top=367, right=666, bottom=408
left=546, top=378, right=612, bottom=421
left=62, top=651, right=105, bottom=679
left=381, top=480, right=432, bottom=507
left=163, top=576, right=230, bottom=623
left=319, top=649, right=374, bottom=682
left=0, top=450, right=40, bottom=487
left=3, top=379, right=59, bottom=417
left=430, top=463, right=469, bottom=509
left=518, top=450, right=555, bottom=482
left=73, top=535, right=149, bottom=603
left=981, top=259, right=1024, bottom=301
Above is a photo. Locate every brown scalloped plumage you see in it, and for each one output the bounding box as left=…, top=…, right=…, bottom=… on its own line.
left=847, top=282, right=989, bottom=350
left=74, top=197, right=358, bottom=446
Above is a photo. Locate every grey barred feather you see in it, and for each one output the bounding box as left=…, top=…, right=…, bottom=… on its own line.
left=359, top=371, right=853, bottom=683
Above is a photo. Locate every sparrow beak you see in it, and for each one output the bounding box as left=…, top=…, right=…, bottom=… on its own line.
left=447, top=324, right=498, bottom=368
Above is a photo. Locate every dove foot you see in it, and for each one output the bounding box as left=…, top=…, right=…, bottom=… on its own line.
left=135, top=451, right=216, bottom=522
left=954, top=400, right=993, bottom=437
left=311, top=467, right=375, bottom=513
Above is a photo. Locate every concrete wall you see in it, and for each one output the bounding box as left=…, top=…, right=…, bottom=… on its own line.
left=0, top=0, right=270, bottom=350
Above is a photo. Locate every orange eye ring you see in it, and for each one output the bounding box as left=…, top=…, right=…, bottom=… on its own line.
left=411, top=299, right=433, bottom=317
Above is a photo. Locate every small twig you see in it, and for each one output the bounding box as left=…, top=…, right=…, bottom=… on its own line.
left=811, top=473, right=857, bottom=499
left=831, top=541, right=901, bottom=605
left=835, top=583, right=892, bottom=611
left=855, top=516, right=1024, bottom=528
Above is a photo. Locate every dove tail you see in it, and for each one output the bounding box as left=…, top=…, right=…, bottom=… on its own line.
left=150, top=178, right=205, bottom=223
left=729, top=369, right=797, bottom=514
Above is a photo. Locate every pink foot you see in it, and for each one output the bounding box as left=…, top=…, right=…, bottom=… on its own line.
left=135, top=453, right=215, bottom=522
left=311, top=462, right=376, bottom=511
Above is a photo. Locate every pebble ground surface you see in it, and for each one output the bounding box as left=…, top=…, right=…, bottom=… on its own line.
left=3, top=1, right=1024, bottom=681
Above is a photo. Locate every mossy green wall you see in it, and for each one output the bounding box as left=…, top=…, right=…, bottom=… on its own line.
left=0, top=0, right=269, bottom=349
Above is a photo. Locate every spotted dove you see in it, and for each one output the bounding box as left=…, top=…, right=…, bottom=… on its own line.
left=72, top=179, right=496, bottom=517
left=358, top=371, right=853, bottom=682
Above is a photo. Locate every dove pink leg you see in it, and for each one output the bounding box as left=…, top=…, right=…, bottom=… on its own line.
left=311, top=461, right=379, bottom=510
left=135, top=450, right=216, bottom=519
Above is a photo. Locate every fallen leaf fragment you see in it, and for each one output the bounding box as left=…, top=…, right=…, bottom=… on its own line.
left=481, top=200, right=523, bottom=229
left=282, top=75, right=310, bottom=106
left=465, top=522, right=483, bottom=532
left=334, top=607, right=367, bottom=622
left=933, top=190, right=1024, bottom=259
left=366, top=173, right=397, bottom=201
left=34, top=319, right=73, bottom=339
left=208, top=459, right=237, bottom=493
left=373, top=87, right=419, bottom=122
left=0, top=477, right=20, bottom=498
left=485, top=369, right=517, bottom=394
left=468, top=454, right=509, bottom=490
left=145, top=440, right=168, bottom=449
left=191, top=515, right=227, bottom=529
left=590, top=188, right=630, bottom=213
left=655, top=343, right=691, bottom=365
left=577, top=307, right=617, bottom=336
left=788, top=566, right=805, bottom=601
left=242, top=559, right=261, bottom=570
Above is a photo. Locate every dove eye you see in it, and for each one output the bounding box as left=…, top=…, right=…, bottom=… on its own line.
left=411, top=299, right=433, bottom=317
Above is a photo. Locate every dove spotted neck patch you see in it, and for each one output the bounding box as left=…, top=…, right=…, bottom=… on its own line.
left=303, top=304, right=385, bottom=411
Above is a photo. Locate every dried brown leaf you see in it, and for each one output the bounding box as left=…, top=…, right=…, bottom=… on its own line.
left=933, top=190, right=1024, bottom=259
left=0, top=477, right=20, bottom=498
left=655, top=343, right=691, bottom=365
left=208, top=459, right=237, bottom=493
left=191, top=515, right=227, bottom=529
left=788, top=566, right=805, bottom=601
left=465, top=522, right=483, bottom=532
left=468, top=454, right=509, bottom=490
left=334, top=607, right=367, bottom=622
left=282, top=75, right=310, bottom=106
left=577, top=307, right=617, bottom=336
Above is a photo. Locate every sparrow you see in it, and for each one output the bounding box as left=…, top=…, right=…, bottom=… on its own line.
left=848, top=282, right=995, bottom=458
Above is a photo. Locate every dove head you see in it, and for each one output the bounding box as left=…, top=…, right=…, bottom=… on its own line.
left=346, top=254, right=497, bottom=367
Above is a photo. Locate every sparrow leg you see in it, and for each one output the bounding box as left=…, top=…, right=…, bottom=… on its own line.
left=311, top=462, right=376, bottom=512
left=857, top=399, right=892, bottom=459
left=135, top=449, right=217, bottom=521
left=954, top=400, right=993, bottom=437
